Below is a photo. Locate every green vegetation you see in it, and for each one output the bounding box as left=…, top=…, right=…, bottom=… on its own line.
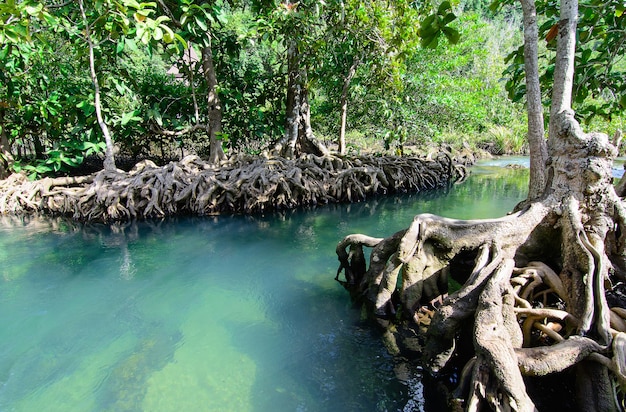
left=498, top=0, right=626, bottom=129
left=315, top=10, right=530, bottom=155
left=0, top=0, right=624, bottom=178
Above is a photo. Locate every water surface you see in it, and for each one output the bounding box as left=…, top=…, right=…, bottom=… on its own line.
left=0, top=162, right=528, bottom=411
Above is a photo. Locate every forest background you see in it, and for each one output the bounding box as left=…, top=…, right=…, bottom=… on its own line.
left=1, top=0, right=624, bottom=179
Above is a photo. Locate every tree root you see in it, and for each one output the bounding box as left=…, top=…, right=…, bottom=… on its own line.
left=335, top=119, right=626, bottom=409
left=0, top=152, right=465, bottom=222
left=337, top=203, right=626, bottom=409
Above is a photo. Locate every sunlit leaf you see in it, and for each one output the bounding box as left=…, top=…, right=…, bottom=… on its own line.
left=116, top=38, right=125, bottom=54
left=196, top=16, right=208, bottom=31
left=153, top=26, right=163, bottom=41
left=24, top=3, right=43, bottom=16
left=162, top=25, right=174, bottom=43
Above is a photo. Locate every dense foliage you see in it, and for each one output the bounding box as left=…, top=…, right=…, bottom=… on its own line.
left=315, top=10, right=529, bottom=155
left=496, top=0, right=626, bottom=125
left=0, top=0, right=623, bottom=178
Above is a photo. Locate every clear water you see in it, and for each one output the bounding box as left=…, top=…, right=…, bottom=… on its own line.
left=0, top=162, right=528, bottom=412
left=481, top=155, right=626, bottom=178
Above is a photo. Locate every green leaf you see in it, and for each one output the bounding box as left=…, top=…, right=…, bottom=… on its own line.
left=438, top=1, right=452, bottom=15
left=153, top=26, right=163, bottom=41
left=120, top=110, right=141, bottom=125
left=0, top=44, right=9, bottom=60
left=442, top=27, right=460, bottom=44
left=441, top=12, right=456, bottom=26
left=113, top=79, right=126, bottom=95
left=196, top=16, right=208, bottom=31
left=125, top=38, right=138, bottom=52
left=512, top=85, right=526, bottom=103
left=420, top=15, right=437, bottom=31
left=489, top=0, right=503, bottom=12
left=42, top=12, right=57, bottom=27
left=76, top=100, right=95, bottom=116
left=421, top=34, right=439, bottom=49
left=580, top=48, right=592, bottom=63
left=121, top=110, right=134, bottom=125
left=161, top=25, right=174, bottom=43
left=419, top=15, right=440, bottom=38
left=174, top=33, right=187, bottom=49
left=214, top=6, right=227, bottom=25
left=140, top=29, right=151, bottom=44
left=574, top=87, right=588, bottom=103
left=4, top=28, right=22, bottom=43
left=116, top=38, right=125, bottom=54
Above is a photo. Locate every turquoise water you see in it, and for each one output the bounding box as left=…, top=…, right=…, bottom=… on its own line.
left=0, top=162, right=528, bottom=412
left=481, top=155, right=626, bottom=178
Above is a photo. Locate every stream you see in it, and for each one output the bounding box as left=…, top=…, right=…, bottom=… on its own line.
left=0, top=159, right=530, bottom=411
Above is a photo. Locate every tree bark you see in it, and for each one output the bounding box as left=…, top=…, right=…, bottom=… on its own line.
left=282, top=41, right=301, bottom=159
left=339, top=60, right=359, bottom=155
left=548, top=0, right=578, bottom=143
left=273, top=41, right=330, bottom=159
left=0, top=109, right=13, bottom=179
left=520, top=0, right=548, bottom=199
left=188, top=44, right=201, bottom=126
left=201, top=45, right=227, bottom=164
left=78, top=0, right=116, bottom=172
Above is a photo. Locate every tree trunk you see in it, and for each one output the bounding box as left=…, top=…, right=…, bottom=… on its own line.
left=273, top=41, right=330, bottom=159
left=547, top=1, right=617, bottom=408
left=31, top=131, right=44, bottom=159
left=79, top=0, right=116, bottom=172
left=520, top=0, right=548, bottom=199
left=334, top=0, right=626, bottom=410
left=201, top=45, right=226, bottom=164
left=548, top=0, right=578, bottom=144
left=339, top=60, right=359, bottom=156
left=0, top=109, right=13, bottom=179
left=282, top=41, right=301, bottom=159
left=188, top=44, right=201, bottom=125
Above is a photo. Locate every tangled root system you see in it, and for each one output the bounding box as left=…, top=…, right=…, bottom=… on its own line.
left=0, top=152, right=466, bottom=222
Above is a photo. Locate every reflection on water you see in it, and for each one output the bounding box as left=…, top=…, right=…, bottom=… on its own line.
left=0, top=164, right=528, bottom=411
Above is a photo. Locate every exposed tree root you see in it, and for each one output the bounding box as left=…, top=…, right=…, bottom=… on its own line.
left=0, top=152, right=465, bottom=222
left=335, top=112, right=626, bottom=410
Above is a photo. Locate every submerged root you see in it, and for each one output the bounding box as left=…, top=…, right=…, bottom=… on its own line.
left=336, top=200, right=626, bottom=409
left=0, top=152, right=465, bottom=222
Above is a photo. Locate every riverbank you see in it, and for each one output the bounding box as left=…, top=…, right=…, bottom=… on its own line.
left=0, top=151, right=469, bottom=222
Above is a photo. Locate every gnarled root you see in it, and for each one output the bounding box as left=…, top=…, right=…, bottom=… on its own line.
left=0, top=153, right=464, bottom=222
left=336, top=200, right=626, bottom=410
left=334, top=113, right=626, bottom=410
left=336, top=181, right=626, bottom=409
